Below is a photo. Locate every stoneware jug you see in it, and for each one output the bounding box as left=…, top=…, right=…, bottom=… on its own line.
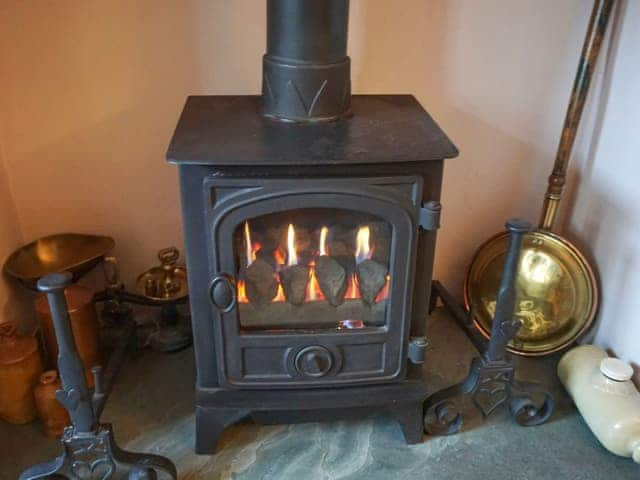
left=558, top=344, right=640, bottom=463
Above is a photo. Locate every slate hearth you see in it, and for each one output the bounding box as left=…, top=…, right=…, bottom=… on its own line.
left=2, top=308, right=637, bottom=480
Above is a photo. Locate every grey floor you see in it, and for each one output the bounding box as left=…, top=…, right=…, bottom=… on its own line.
left=2, top=308, right=638, bottom=479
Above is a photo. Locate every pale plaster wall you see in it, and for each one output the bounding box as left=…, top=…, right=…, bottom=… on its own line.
left=0, top=1, right=635, bottom=364
left=0, top=0, right=591, bottom=284
left=0, top=142, right=29, bottom=326
left=565, top=0, right=640, bottom=373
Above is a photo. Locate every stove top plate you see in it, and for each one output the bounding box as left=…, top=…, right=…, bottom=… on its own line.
left=167, top=95, right=458, bottom=166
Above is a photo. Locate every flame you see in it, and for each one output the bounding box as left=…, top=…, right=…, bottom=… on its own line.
left=272, top=282, right=285, bottom=302
left=305, top=261, right=326, bottom=302
left=338, top=319, right=365, bottom=329
left=374, top=273, right=391, bottom=303
left=237, top=279, right=249, bottom=303
left=345, top=273, right=360, bottom=300
left=355, top=226, right=371, bottom=264
left=287, top=223, right=298, bottom=266
left=244, top=221, right=253, bottom=266
left=253, top=242, right=262, bottom=258
left=243, top=221, right=261, bottom=265
left=240, top=223, right=387, bottom=306
left=319, top=226, right=329, bottom=256
left=274, top=246, right=286, bottom=266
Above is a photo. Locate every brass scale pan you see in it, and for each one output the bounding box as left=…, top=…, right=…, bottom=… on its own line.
left=464, top=0, right=614, bottom=356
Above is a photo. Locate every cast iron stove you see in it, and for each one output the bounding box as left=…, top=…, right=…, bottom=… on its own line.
left=167, top=0, right=458, bottom=454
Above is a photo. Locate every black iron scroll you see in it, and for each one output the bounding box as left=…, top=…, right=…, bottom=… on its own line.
left=424, top=219, right=554, bottom=435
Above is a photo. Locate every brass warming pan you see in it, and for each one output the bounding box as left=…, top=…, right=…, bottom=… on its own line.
left=464, top=0, right=614, bottom=356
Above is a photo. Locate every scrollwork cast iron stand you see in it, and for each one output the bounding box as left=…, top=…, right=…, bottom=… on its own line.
left=20, top=272, right=177, bottom=480
left=423, top=219, right=554, bottom=435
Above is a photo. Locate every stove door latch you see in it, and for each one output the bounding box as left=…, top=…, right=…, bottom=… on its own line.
left=209, top=275, right=236, bottom=313
left=419, top=201, right=442, bottom=231
left=408, top=336, right=429, bottom=364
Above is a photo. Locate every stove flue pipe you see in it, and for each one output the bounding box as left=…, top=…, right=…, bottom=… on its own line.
left=262, top=0, right=351, bottom=122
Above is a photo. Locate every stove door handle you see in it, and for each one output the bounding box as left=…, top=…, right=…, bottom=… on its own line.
left=209, top=274, right=237, bottom=313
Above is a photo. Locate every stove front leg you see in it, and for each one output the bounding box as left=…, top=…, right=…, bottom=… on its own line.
left=391, top=402, right=425, bottom=444
left=195, top=406, right=249, bottom=454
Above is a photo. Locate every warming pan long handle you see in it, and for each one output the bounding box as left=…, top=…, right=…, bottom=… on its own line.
left=539, top=0, right=615, bottom=231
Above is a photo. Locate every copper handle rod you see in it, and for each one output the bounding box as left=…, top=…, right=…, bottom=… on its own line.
left=539, top=0, right=615, bottom=231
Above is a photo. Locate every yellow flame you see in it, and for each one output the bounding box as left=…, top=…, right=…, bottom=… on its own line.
left=237, top=279, right=248, bottom=303
left=319, top=226, right=328, bottom=256
left=355, top=226, right=371, bottom=264
left=305, top=262, right=326, bottom=302
left=345, top=273, right=360, bottom=299
left=287, top=223, right=298, bottom=266
left=272, top=282, right=285, bottom=302
left=374, top=273, right=391, bottom=303
left=244, top=221, right=254, bottom=266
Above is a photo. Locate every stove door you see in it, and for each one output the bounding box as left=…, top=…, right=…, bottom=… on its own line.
left=205, top=176, right=422, bottom=388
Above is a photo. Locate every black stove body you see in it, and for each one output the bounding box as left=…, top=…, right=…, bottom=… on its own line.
left=167, top=94, right=457, bottom=452
left=167, top=0, right=457, bottom=454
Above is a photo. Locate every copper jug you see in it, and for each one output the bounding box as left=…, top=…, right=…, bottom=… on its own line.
left=35, top=285, right=101, bottom=387
left=0, top=323, right=43, bottom=424
left=33, top=370, right=70, bottom=437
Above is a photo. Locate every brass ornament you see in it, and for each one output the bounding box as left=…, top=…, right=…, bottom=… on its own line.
left=465, top=230, right=598, bottom=356
left=135, top=246, right=188, bottom=302
left=4, top=233, right=115, bottom=290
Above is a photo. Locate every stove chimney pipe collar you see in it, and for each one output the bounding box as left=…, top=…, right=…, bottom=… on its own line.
left=262, top=0, right=351, bottom=123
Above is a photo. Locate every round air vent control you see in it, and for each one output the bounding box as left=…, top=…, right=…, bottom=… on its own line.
left=294, top=346, right=333, bottom=378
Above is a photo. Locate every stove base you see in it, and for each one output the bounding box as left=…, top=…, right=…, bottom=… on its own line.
left=194, top=367, right=428, bottom=454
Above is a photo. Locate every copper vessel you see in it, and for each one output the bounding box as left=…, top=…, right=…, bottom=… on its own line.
left=0, top=323, right=43, bottom=424
left=36, top=285, right=101, bottom=387
left=33, top=370, right=70, bottom=437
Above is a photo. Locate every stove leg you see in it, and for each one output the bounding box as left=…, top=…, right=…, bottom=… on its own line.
left=195, top=406, right=248, bottom=454
left=391, top=402, right=424, bottom=444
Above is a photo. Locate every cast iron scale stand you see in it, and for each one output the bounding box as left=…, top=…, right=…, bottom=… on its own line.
left=423, top=219, right=554, bottom=435
left=19, top=272, right=177, bottom=480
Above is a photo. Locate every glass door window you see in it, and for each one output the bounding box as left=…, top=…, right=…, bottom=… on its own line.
left=233, top=208, right=392, bottom=331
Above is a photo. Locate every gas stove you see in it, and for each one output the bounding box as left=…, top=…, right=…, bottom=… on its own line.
left=167, top=0, right=457, bottom=454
